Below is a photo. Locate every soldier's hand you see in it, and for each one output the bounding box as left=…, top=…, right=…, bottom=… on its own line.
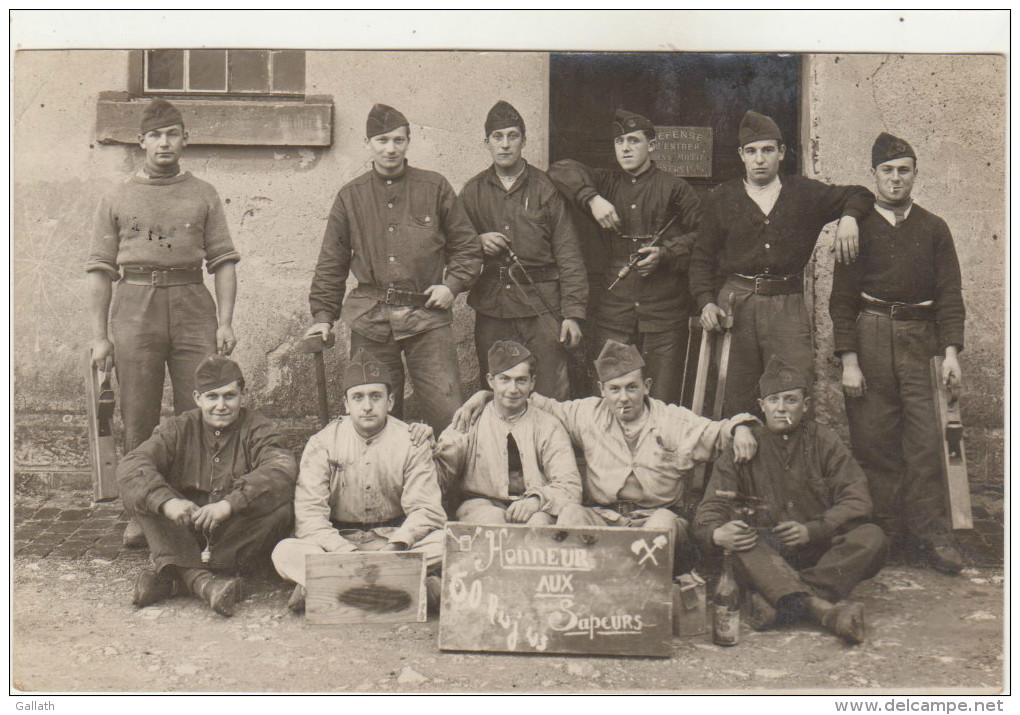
left=560, top=318, right=583, bottom=349
left=407, top=421, right=435, bottom=447
left=833, top=215, right=860, bottom=264
left=424, top=284, right=455, bottom=310
left=942, top=350, right=963, bottom=391
left=192, top=500, right=233, bottom=533
left=700, top=303, right=726, bottom=332
left=217, top=325, right=237, bottom=356
left=450, top=390, right=493, bottom=433
left=842, top=363, right=867, bottom=398
left=634, top=246, right=663, bottom=276
left=713, top=520, right=756, bottom=552
left=773, top=521, right=810, bottom=547
left=379, top=542, right=407, bottom=552
left=588, top=195, right=622, bottom=232
left=733, top=424, right=758, bottom=463
left=161, top=498, right=199, bottom=528
left=479, top=232, right=511, bottom=257
left=92, top=338, right=115, bottom=373
left=304, top=322, right=332, bottom=341
left=506, top=496, right=542, bottom=524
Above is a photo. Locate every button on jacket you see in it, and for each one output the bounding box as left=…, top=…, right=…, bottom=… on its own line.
left=548, top=160, right=702, bottom=333
left=293, top=416, right=445, bottom=553
left=530, top=393, right=755, bottom=509
left=435, top=404, right=582, bottom=516
left=117, top=408, right=297, bottom=518
left=460, top=163, right=587, bottom=321
left=309, top=164, right=483, bottom=341
left=694, top=421, right=873, bottom=548
left=690, top=175, right=874, bottom=310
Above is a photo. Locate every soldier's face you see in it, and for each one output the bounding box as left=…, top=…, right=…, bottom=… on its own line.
left=599, top=368, right=653, bottom=423
left=367, top=125, right=410, bottom=175
left=138, top=124, right=187, bottom=173
left=487, top=360, right=535, bottom=414
left=486, top=126, right=526, bottom=174
left=194, top=380, right=242, bottom=429
left=739, top=140, right=785, bottom=186
left=345, top=383, right=394, bottom=436
left=873, top=157, right=917, bottom=204
left=758, top=388, right=809, bottom=434
left=614, top=131, right=655, bottom=174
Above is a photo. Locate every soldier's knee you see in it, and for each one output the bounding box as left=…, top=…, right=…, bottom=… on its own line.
left=556, top=503, right=587, bottom=527
left=857, top=523, right=891, bottom=556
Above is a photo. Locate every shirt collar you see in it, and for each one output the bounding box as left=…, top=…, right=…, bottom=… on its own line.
left=743, top=175, right=782, bottom=194
left=874, top=200, right=913, bottom=226
left=202, top=408, right=244, bottom=440
left=372, top=161, right=409, bottom=183
left=487, top=161, right=529, bottom=193
left=625, top=161, right=657, bottom=183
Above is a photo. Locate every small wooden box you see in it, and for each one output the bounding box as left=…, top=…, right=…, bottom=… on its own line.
left=305, top=552, right=426, bottom=625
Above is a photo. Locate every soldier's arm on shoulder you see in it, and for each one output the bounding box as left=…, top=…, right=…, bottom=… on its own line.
left=529, top=392, right=588, bottom=444
left=438, top=178, right=483, bottom=295
left=805, top=175, right=875, bottom=222
left=391, top=439, right=446, bottom=547
left=309, top=192, right=353, bottom=325
left=293, top=429, right=354, bottom=553
left=223, top=416, right=298, bottom=517
left=116, top=418, right=184, bottom=516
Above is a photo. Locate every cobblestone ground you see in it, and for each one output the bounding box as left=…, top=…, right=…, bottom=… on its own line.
left=11, top=489, right=1006, bottom=694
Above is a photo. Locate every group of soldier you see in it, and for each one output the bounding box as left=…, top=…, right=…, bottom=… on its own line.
left=87, top=93, right=966, bottom=646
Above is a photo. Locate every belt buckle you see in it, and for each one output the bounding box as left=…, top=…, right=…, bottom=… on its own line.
left=889, top=303, right=905, bottom=320
left=384, top=287, right=396, bottom=305
left=150, top=270, right=161, bottom=287
left=754, top=276, right=764, bottom=293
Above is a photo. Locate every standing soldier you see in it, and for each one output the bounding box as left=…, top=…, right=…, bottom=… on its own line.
left=306, top=103, right=482, bottom=434
left=459, top=100, right=587, bottom=399
left=549, top=109, right=702, bottom=405
left=86, top=98, right=240, bottom=547
left=829, top=133, right=966, bottom=574
left=690, top=110, right=873, bottom=416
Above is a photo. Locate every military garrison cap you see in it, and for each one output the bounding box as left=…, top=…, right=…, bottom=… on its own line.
left=366, top=103, right=409, bottom=139
left=872, top=132, right=916, bottom=168
left=612, top=108, right=655, bottom=139
left=485, top=100, right=525, bottom=137
left=758, top=355, right=807, bottom=398
left=487, top=339, right=532, bottom=376
left=194, top=354, right=245, bottom=394
left=738, top=110, right=783, bottom=147
left=594, top=339, right=645, bottom=382
left=345, top=348, right=392, bottom=391
left=141, top=98, right=184, bottom=134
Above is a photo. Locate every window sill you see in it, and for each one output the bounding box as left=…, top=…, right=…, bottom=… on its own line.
left=95, top=91, right=332, bottom=147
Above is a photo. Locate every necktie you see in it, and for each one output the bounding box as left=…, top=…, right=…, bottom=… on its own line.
left=893, top=207, right=906, bottom=226
left=507, top=433, right=525, bottom=496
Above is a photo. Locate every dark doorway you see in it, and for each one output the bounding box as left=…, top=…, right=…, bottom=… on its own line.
left=550, top=52, right=802, bottom=199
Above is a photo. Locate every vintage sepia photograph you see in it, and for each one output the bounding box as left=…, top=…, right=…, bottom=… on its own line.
left=9, top=10, right=1008, bottom=702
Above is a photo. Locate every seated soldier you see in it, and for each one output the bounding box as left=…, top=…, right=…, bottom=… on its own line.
left=272, top=349, right=446, bottom=613
left=435, top=339, right=582, bottom=525
left=118, top=355, right=297, bottom=617
left=453, top=339, right=759, bottom=574
left=693, top=356, right=889, bottom=645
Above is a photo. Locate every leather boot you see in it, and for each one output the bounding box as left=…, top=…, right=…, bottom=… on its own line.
left=132, top=568, right=179, bottom=607
left=187, top=569, right=240, bottom=617
left=287, top=584, right=306, bottom=614
left=426, top=575, right=442, bottom=615
left=805, top=595, right=866, bottom=645
left=123, top=518, right=147, bottom=548
left=919, top=534, right=964, bottom=575
left=746, top=590, right=777, bottom=631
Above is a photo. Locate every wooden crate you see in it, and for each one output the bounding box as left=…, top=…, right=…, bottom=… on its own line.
left=305, top=551, right=426, bottom=625
left=439, top=523, right=674, bottom=657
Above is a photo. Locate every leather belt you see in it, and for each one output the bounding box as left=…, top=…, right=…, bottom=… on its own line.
left=332, top=516, right=402, bottom=531
left=728, top=272, right=803, bottom=296
left=860, top=295, right=934, bottom=321
left=121, top=267, right=203, bottom=287
left=486, top=264, right=559, bottom=284
left=357, top=284, right=429, bottom=308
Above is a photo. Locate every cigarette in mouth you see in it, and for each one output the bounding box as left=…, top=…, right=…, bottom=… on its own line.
left=780, top=415, right=793, bottom=424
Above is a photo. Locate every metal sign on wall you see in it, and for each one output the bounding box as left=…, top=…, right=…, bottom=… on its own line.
left=654, top=126, right=713, bottom=178
left=438, top=523, right=674, bottom=657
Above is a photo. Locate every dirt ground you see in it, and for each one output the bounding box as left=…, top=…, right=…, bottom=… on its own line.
left=12, top=551, right=1004, bottom=694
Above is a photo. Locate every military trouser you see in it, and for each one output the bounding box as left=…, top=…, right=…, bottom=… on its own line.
left=350, top=325, right=462, bottom=435
left=593, top=323, right=689, bottom=405
left=132, top=502, right=293, bottom=576
left=732, top=523, right=889, bottom=605
left=844, top=313, right=949, bottom=541
left=271, top=529, right=445, bottom=587
left=718, top=278, right=814, bottom=418
left=556, top=503, right=694, bottom=575
left=474, top=313, right=570, bottom=400
left=110, top=282, right=218, bottom=452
